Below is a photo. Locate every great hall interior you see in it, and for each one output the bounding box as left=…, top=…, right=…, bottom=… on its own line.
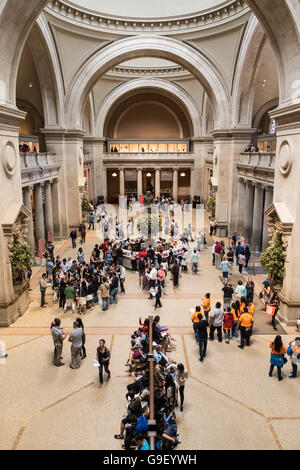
left=1, top=0, right=300, bottom=452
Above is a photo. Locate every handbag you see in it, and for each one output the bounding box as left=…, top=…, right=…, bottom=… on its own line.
left=266, top=304, right=276, bottom=316
left=259, top=292, right=263, bottom=299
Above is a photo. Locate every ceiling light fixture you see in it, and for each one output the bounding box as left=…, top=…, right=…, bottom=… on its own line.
left=180, top=172, right=186, bottom=177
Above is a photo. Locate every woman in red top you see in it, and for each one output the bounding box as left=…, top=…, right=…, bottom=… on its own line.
left=223, top=307, right=234, bottom=343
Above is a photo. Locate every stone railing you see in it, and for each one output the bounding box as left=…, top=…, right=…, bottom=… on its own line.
left=239, top=152, right=275, bottom=169
left=20, top=152, right=60, bottom=187
left=104, top=152, right=193, bottom=158
left=20, top=152, right=58, bottom=169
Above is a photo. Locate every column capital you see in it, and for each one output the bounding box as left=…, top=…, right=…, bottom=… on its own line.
left=211, top=128, right=256, bottom=140
left=269, top=103, right=300, bottom=128
left=0, top=104, right=27, bottom=130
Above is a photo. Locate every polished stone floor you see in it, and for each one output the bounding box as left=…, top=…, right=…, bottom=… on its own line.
left=1, top=213, right=300, bottom=450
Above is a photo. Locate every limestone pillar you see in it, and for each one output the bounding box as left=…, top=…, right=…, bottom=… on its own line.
left=41, top=129, right=85, bottom=232
left=192, top=137, right=213, bottom=203
left=262, top=186, right=273, bottom=251
left=251, top=183, right=264, bottom=252
left=212, top=129, right=256, bottom=237
left=173, top=169, right=178, bottom=202
left=236, top=178, right=246, bottom=237
left=155, top=169, right=160, bottom=198
left=120, top=169, right=125, bottom=197
left=34, top=183, right=45, bottom=249
left=244, top=181, right=253, bottom=244
left=137, top=169, right=142, bottom=198
left=83, top=138, right=106, bottom=201
left=44, top=181, right=53, bottom=242
left=23, top=186, right=35, bottom=255
left=268, top=104, right=300, bottom=324
left=51, top=178, right=61, bottom=239
left=0, top=104, right=31, bottom=326
left=103, top=167, right=107, bottom=201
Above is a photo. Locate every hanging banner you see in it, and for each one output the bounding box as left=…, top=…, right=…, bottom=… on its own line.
left=48, top=231, right=52, bottom=243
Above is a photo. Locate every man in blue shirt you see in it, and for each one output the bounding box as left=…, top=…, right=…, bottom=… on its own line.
left=235, top=242, right=243, bottom=265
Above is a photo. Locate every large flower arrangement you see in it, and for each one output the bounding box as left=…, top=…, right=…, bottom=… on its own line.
left=9, top=237, right=32, bottom=282
left=206, top=193, right=216, bottom=217
left=261, top=234, right=286, bottom=281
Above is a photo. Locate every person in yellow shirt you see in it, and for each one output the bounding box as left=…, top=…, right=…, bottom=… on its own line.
left=238, top=307, right=254, bottom=349
left=202, top=293, right=211, bottom=321
left=269, top=335, right=287, bottom=381
left=191, top=306, right=201, bottom=344
left=247, top=301, right=255, bottom=317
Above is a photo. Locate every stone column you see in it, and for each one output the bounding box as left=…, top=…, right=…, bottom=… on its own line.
left=262, top=186, right=273, bottom=250
left=33, top=183, right=45, bottom=249
left=83, top=137, right=106, bottom=201
left=192, top=137, right=213, bottom=203
left=0, top=105, right=31, bottom=326
left=244, top=180, right=253, bottom=244
left=44, top=181, right=53, bottom=242
left=120, top=169, right=125, bottom=197
left=51, top=178, right=61, bottom=239
left=103, top=167, right=107, bottom=201
left=155, top=169, right=160, bottom=198
left=212, top=129, right=256, bottom=236
left=251, top=183, right=264, bottom=252
left=173, top=169, right=178, bottom=202
left=23, top=186, right=35, bottom=255
left=237, top=178, right=246, bottom=237
left=137, top=169, right=142, bottom=198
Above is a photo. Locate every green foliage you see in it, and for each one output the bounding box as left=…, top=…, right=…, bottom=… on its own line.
left=261, top=235, right=286, bottom=280
left=81, top=194, right=90, bottom=212
left=206, top=193, right=216, bottom=217
left=10, top=238, right=32, bottom=276
left=137, top=213, right=162, bottom=237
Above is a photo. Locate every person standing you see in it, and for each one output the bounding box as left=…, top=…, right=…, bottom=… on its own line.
left=219, top=256, right=230, bottom=284
left=209, top=302, right=224, bottom=342
left=245, top=277, right=255, bottom=303
left=154, top=279, right=162, bottom=309
left=64, top=282, right=76, bottom=312
left=171, top=261, right=179, bottom=287
left=237, top=251, right=246, bottom=274
left=79, top=222, right=86, bottom=244
left=223, top=307, right=234, bottom=343
left=70, top=229, right=77, bottom=248
left=96, top=339, right=111, bottom=388
left=175, top=363, right=188, bottom=412
left=100, top=277, right=110, bottom=311
left=287, top=337, right=300, bottom=379
left=191, top=306, right=201, bottom=343
left=68, top=320, right=83, bottom=369
left=214, top=242, right=222, bottom=269
left=88, top=212, right=95, bottom=230
left=51, top=318, right=68, bottom=366
left=222, top=283, right=234, bottom=310
left=119, top=264, right=126, bottom=295
left=40, top=273, right=51, bottom=308
left=238, top=307, right=254, bottom=349
left=235, top=242, right=243, bottom=266
left=269, top=293, right=280, bottom=331
left=191, top=250, right=199, bottom=275
left=202, top=293, right=211, bottom=321
left=76, top=317, right=86, bottom=359
left=195, top=313, right=209, bottom=362
left=109, top=273, right=119, bottom=304
left=268, top=335, right=286, bottom=381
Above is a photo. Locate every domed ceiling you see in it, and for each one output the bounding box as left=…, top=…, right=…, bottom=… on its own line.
left=66, top=0, right=232, bottom=19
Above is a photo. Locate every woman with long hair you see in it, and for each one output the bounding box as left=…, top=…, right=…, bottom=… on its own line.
left=269, top=335, right=286, bottom=381
left=76, top=317, right=86, bottom=359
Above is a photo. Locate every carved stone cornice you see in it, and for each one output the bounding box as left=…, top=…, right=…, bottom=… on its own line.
left=106, top=65, right=189, bottom=78
left=46, top=0, right=248, bottom=33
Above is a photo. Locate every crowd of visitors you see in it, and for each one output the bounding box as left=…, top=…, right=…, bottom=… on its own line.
left=114, top=315, right=187, bottom=450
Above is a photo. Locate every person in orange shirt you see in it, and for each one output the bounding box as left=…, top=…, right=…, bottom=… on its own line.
left=230, top=302, right=239, bottom=341
left=238, top=307, right=254, bottom=349
left=191, top=306, right=201, bottom=344
left=202, top=293, right=211, bottom=321
left=247, top=300, right=255, bottom=317
left=240, top=297, right=247, bottom=314
left=269, top=335, right=287, bottom=381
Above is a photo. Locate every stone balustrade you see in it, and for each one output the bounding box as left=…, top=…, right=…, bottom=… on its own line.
left=20, top=152, right=58, bottom=169
left=239, top=152, right=275, bottom=169
left=20, top=152, right=60, bottom=187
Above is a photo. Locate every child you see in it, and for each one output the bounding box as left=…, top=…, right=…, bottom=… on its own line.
left=223, top=307, right=234, bottom=343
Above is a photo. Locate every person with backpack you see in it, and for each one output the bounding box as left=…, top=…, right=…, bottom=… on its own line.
left=194, top=313, right=209, bottom=362
left=269, top=335, right=287, bottom=381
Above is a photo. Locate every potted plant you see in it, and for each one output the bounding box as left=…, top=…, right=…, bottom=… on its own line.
left=9, top=237, right=33, bottom=284
left=206, top=193, right=216, bottom=217
left=261, top=234, right=286, bottom=288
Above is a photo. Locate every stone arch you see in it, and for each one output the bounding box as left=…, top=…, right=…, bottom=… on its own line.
left=65, top=35, right=231, bottom=130
left=245, top=0, right=300, bottom=105
left=252, top=98, right=279, bottom=130
left=232, top=16, right=267, bottom=127
left=0, top=0, right=49, bottom=107
left=95, top=78, right=201, bottom=138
